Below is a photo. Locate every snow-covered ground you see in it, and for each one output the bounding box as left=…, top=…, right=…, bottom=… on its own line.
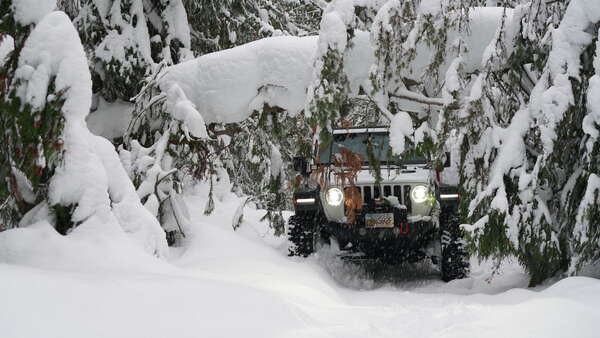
left=1, top=190, right=599, bottom=338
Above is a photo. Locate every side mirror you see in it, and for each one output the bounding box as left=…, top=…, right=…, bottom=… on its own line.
left=293, top=157, right=309, bottom=176
left=444, top=152, right=451, bottom=168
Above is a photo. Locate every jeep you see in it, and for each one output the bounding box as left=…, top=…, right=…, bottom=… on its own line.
left=288, top=126, right=469, bottom=282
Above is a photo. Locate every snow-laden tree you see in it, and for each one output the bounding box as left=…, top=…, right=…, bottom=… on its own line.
left=573, top=26, right=600, bottom=274
left=310, top=0, right=600, bottom=285
left=0, top=4, right=167, bottom=255
left=75, top=0, right=153, bottom=102
left=176, top=1, right=325, bottom=231
left=369, top=0, right=474, bottom=160
left=307, top=0, right=388, bottom=146
left=453, top=0, right=568, bottom=285
left=184, top=0, right=326, bottom=55
left=0, top=0, right=62, bottom=229
left=225, top=108, right=312, bottom=235
left=72, top=0, right=192, bottom=103
left=99, top=1, right=325, bottom=238
left=513, top=0, right=599, bottom=282
left=121, top=62, right=208, bottom=243
left=426, top=0, right=600, bottom=285
left=441, top=0, right=596, bottom=286
left=124, top=35, right=319, bottom=237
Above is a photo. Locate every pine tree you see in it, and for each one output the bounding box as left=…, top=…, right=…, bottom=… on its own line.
left=336, top=0, right=599, bottom=284
left=72, top=0, right=192, bottom=103
left=225, top=107, right=311, bottom=235
left=1, top=5, right=168, bottom=256
left=435, top=0, right=600, bottom=285
left=183, top=0, right=325, bottom=55
left=571, top=27, right=600, bottom=273
left=74, top=0, right=154, bottom=102
left=307, top=0, right=386, bottom=146
left=0, top=1, right=66, bottom=230
left=173, top=0, right=324, bottom=232
left=122, top=63, right=209, bottom=243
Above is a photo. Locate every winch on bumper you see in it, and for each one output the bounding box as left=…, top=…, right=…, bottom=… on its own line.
left=322, top=202, right=438, bottom=263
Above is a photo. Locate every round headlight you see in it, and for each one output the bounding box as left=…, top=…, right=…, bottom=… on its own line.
left=410, top=185, right=430, bottom=204
left=325, top=187, right=344, bottom=206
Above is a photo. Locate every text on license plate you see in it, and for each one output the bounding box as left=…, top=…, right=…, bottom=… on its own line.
left=365, top=213, right=394, bottom=228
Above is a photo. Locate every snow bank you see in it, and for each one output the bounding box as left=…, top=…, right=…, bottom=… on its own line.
left=12, top=11, right=167, bottom=257
left=2, top=186, right=600, bottom=338
left=0, top=220, right=172, bottom=274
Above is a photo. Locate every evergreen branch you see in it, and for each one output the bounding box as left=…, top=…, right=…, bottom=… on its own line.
left=166, top=194, right=186, bottom=239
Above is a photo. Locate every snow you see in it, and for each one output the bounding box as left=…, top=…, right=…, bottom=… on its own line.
left=0, top=35, right=14, bottom=65
left=165, top=83, right=208, bottom=139
left=11, top=0, right=56, bottom=25
left=13, top=11, right=167, bottom=257
left=15, top=11, right=92, bottom=118
left=156, top=7, right=512, bottom=128
left=95, top=0, right=153, bottom=68
left=389, top=111, right=414, bottom=154
left=1, top=188, right=599, bottom=338
left=160, top=36, right=318, bottom=124
left=344, top=30, right=375, bottom=94
left=86, top=97, right=134, bottom=140
left=163, top=0, right=191, bottom=49
left=529, top=0, right=600, bottom=157
left=160, top=33, right=374, bottom=124
left=2, top=3, right=600, bottom=337
left=406, top=7, right=516, bottom=84
left=270, top=144, right=283, bottom=178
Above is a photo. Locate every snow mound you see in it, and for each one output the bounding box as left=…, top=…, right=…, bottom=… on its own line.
left=0, top=220, right=171, bottom=274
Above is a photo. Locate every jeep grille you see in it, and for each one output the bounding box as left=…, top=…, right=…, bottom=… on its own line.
left=357, top=184, right=413, bottom=211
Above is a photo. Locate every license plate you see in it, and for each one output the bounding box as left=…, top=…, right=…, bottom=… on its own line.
left=365, top=213, right=394, bottom=228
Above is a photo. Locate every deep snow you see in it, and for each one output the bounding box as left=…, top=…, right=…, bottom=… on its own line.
left=1, top=188, right=599, bottom=338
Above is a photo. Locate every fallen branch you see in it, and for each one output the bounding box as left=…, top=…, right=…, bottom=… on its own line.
left=389, top=89, right=445, bottom=107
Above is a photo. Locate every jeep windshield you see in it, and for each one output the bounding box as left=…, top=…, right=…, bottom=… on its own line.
left=317, top=131, right=427, bottom=165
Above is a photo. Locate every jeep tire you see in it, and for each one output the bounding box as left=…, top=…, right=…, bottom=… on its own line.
left=288, top=211, right=319, bottom=257
left=440, top=206, right=469, bottom=282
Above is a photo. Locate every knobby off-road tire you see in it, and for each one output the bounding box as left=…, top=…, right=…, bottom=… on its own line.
left=440, top=206, right=469, bottom=282
left=288, top=211, right=327, bottom=257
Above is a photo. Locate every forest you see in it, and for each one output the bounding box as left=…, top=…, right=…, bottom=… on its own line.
left=1, top=1, right=600, bottom=337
